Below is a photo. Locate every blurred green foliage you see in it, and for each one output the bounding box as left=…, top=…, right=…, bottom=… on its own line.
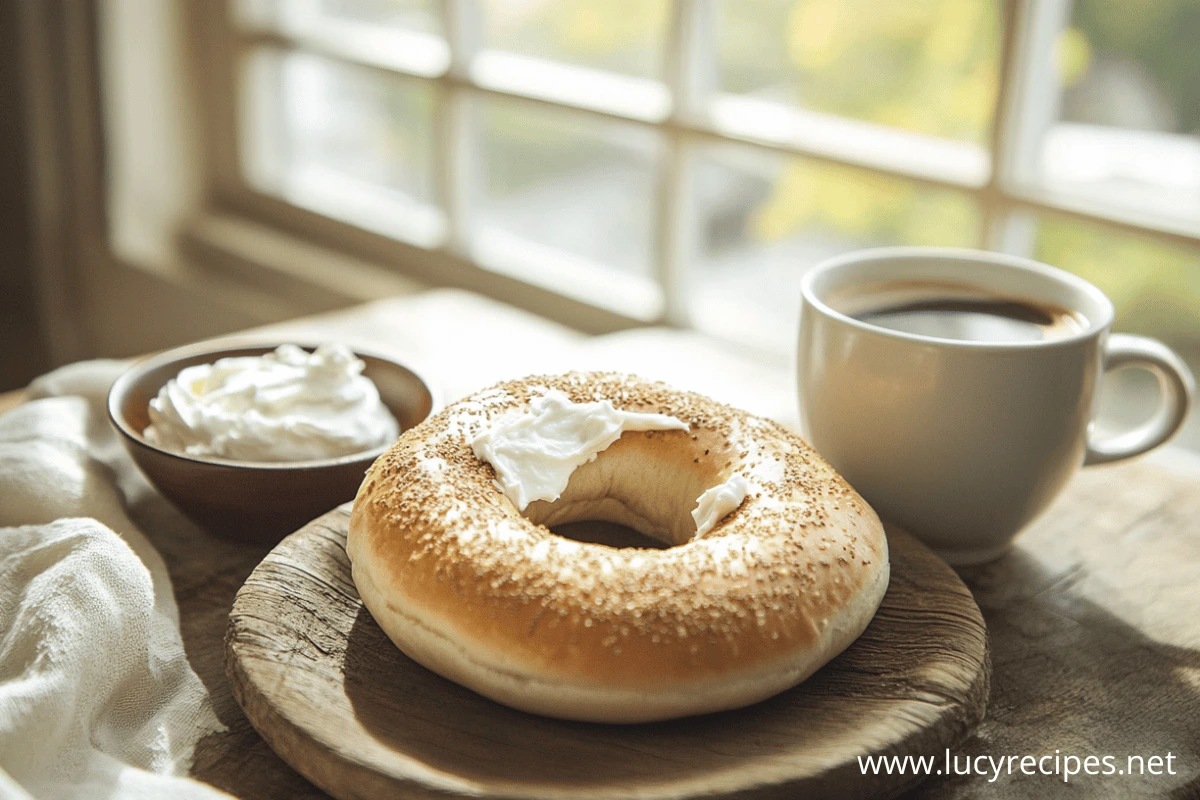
left=718, top=0, right=1000, bottom=144
left=748, top=157, right=978, bottom=248
left=478, top=0, right=668, bottom=196
left=483, top=0, right=669, bottom=77
left=724, top=0, right=1199, bottom=351
left=1037, top=219, right=1200, bottom=350
left=461, top=0, right=1200, bottom=349
left=727, top=0, right=997, bottom=248
left=1043, top=0, right=1200, bottom=349
left=1071, top=0, right=1200, bottom=132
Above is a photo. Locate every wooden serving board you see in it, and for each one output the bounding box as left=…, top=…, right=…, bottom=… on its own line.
left=226, top=507, right=989, bottom=800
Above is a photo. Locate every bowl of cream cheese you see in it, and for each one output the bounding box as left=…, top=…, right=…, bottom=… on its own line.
left=108, top=339, right=439, bottom=542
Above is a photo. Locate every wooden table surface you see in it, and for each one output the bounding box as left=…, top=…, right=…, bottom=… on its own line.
left=31, top=290, right=1200, bottom=799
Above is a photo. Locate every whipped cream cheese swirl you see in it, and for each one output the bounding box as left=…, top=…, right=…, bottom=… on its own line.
left=692, top=474, right=751, bottom=537
left=144, top=343, right=399, bottom=462
left=472, top=387, right=753, bottom=534
left=472, top=389, right=689, bottom=511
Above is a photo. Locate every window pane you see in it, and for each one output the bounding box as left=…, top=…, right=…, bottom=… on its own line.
left=237, top=0, right=442, bottom=34
left=1035, top=0, right=1200, bottom=226
left=317, top=0, right=441, bottom=33
left=480, top=0, right=670, bottom=79
left=243, top=50, right=443, bottom=245
left=234, top=0, right=449, bottom=77
left=689, top=144, right=980, bottom=351
left=471, top=98, right=663, bottom=318
left=713, top=0, right=1002, bottom=146
left=1034, top=217, right=1200, bottom=450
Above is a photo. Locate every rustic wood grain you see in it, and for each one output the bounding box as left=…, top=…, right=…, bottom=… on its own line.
left=915, top=454, right=1200, bottom=800
left=224, top=509, right=989, bottom=800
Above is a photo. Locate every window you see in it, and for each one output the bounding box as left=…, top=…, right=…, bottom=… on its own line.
left=221, top=0, right=1200, bottom=441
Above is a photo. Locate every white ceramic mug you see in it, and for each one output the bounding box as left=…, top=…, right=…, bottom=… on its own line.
left=798, top=247, right=1195, bottom=566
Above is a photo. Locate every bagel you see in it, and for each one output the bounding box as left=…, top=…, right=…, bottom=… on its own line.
left=347, top=372, right=889, bottom=723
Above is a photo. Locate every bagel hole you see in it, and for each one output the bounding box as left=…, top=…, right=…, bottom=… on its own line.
left=548, top=520, right=670, bottom=550
left=524, top=430, right=732, bottom=549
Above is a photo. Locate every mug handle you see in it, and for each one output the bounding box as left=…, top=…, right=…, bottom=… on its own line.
left=1085, top=333, right=1196, bottom=466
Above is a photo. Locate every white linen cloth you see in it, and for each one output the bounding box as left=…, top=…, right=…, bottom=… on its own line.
left=0, top=361, right=230, bottom=800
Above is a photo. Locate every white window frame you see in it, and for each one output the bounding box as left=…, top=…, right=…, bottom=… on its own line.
left=190, top=0, right=1200, bottom=345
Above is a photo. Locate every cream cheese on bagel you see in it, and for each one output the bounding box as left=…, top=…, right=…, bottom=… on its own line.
left=692, top=473, right=751, bottom=536
left=471, top=388, right=690, bottom=511
left=348, top=372, right=890, bottom=723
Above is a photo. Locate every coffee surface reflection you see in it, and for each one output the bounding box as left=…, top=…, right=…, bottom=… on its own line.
left=856, top=297, right=1085, bottom=343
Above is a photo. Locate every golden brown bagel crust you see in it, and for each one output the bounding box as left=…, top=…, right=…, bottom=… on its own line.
left=347, top=373, right=889, bottom=723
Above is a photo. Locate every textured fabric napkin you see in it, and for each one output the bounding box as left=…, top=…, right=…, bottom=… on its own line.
left=0, top=361, right=230, bottom=800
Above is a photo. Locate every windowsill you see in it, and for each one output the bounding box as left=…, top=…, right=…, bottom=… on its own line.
left=178, top=212, right=427, bottom=309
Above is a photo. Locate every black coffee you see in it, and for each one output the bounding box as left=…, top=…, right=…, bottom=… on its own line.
left=856, top=297, right=1084, bottom=343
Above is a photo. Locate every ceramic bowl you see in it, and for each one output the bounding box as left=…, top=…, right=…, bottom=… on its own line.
left=107, top=338, right=439, bottom=543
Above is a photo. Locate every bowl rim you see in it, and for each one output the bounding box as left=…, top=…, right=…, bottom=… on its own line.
left=107, top=336, right=442, bottom=471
